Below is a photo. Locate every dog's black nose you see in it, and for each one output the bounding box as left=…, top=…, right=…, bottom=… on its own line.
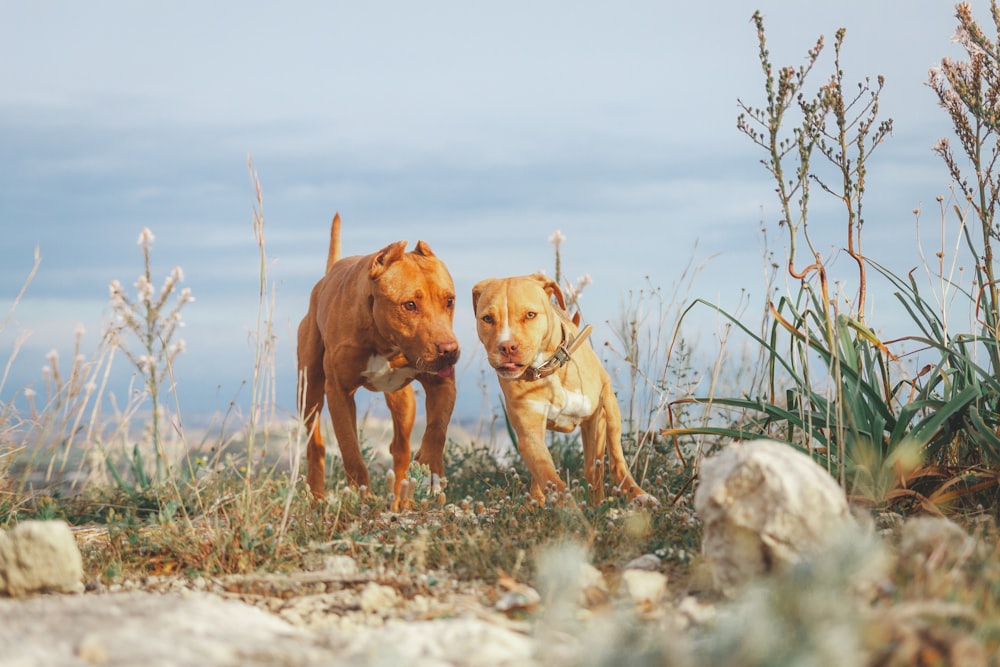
left=437, top=340, right=460, bottom=363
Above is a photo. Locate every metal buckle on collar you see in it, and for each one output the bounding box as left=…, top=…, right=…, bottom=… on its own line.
left=520, top=324, right=592, bottom=382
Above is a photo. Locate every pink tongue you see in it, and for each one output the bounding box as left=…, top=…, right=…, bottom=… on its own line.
left=437, top=365, right=455, bottom=378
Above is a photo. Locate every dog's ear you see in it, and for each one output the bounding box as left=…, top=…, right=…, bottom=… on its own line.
left=471, top=279, right=496, bottom=315
left=370, top=241, right=408, bottom=279
left=530, top=273, right=567, bottom=311
left=413, top=240, right=436, bottom=257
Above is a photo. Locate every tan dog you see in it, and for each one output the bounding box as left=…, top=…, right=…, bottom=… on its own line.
left=298, top=213, right=459, bottom=510
left=472, top=273, right=654, bottom=506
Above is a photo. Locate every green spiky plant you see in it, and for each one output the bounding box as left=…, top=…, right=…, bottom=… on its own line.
left=663, top=8, right=1000, bottom=512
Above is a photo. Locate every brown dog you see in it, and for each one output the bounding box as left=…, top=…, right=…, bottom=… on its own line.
left=472, top=273, right=654, bottom=506
left=298, top=213, right=460, bottom=510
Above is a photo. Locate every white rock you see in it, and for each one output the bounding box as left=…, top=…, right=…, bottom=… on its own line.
left=0, top=520, right=84, bottom=597
left=0, top=591, right=319, bottom=666
left=323, top=554, right=360, bottom=577
left=624, top=553, right=662, bottom=571
left=75, top=633, right=110, bottom=664
left=676, top=595, right=716, bottom=628
left=899, top=516, right=974, bottom=567
left=535, top=543, right=608, bottom=613
left=359, top=581, right=400, bottom=613
left=694, top=440, right=852, bottom=595
left=495, top=586, right=540, bottom=613
left=577, top=562, right=606, bottom=593
left=620, top=569, right=667, bottom=604
left=343, top=617, right=537, bottom=667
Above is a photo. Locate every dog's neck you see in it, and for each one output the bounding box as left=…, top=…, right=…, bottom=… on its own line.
left=520, top=320, right=593, bottom=382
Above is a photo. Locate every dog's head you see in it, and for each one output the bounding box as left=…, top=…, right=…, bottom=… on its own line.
left=368, top=240, right=460, bottom=377
left=471, top=273, right=566, bottom=380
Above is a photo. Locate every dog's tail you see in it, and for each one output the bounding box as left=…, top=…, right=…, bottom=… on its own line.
left=325, top=212, right=342, bottom=273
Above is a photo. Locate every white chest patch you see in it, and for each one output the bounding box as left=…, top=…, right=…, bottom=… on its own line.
left=559, top=388, right=593, bottom=420
left=362, top=354, right=419, bottom=392
left=528, top=388, right=594, bottom=430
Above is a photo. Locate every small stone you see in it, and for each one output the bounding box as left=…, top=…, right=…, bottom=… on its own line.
left=899, top=516, right=973, bottom=567
left=577, top=562, right=606, bottom=592
left=620, top=569, right=667, bottom=604
left=0, top=520, right=84, bottom=597
left=495, top=587, right=540, bottom=613
left=359, top=582, right=400, bottom=613
left=676, top=595, right=716, bottom=628
left=577, top=562, right=608, bottom=607
left=624, top=553, right=662, bottom=571
left=347, top=617, right=536, bottom=666
left=76, top=633, right=109, bottom=664
left=323, top=555, right=359, bottom=577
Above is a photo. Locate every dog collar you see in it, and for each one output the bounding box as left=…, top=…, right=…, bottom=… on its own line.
left=520, top=324, right=593, bottom=381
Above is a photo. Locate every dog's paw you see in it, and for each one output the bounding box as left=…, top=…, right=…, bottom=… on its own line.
left=421, top=472, right=447, bottom=506
left=430, top=473, right=447, bottom=497
left=386, top=471, right=416, bottom=512
left=399, top=471, right=448, bottom=508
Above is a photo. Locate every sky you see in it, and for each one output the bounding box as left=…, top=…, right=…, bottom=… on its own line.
left=0, top=1, right=977, bottom=430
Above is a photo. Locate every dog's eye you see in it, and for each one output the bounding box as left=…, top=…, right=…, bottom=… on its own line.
left=403, top=301, right=418, bottom=312
left=482, top=314, right=494, bottom=324
left=525, top=312, right=536, bottom=319
left=445, top=297, right=455, bottom=309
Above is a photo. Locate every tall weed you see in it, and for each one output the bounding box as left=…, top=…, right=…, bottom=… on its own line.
left=107, top=227, right=194, bottom=488
left=663, top=8, right=1000, bottom=512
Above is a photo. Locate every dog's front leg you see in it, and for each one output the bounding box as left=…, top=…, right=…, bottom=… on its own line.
left=507, top=408, right=565, bottom=504
left=598, top=382, right=649, bottom=502
left=384, top=384, right=416, bottom=511
left=413, top=373, right=456, bottom=487
left=325, top=387, right=369, bottom=493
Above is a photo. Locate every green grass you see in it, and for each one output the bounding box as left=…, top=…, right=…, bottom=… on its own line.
left=35, top=431, right=692, bottom=583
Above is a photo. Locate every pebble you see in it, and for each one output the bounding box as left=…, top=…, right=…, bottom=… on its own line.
left=359, top=581, right=401, bottom=613
left=620, top=569, right=668, bottom=604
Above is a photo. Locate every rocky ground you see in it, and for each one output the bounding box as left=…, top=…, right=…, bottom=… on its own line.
left=2, top=530, right=698, bottom=667
left=1, top=441, right=996, bottom=667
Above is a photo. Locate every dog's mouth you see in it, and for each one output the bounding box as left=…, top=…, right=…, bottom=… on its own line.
left=494, top=362, right=526, bottom=379
left=414, top=358, right=457, bottom=378
left=407, top=344, right=459, bottom=378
